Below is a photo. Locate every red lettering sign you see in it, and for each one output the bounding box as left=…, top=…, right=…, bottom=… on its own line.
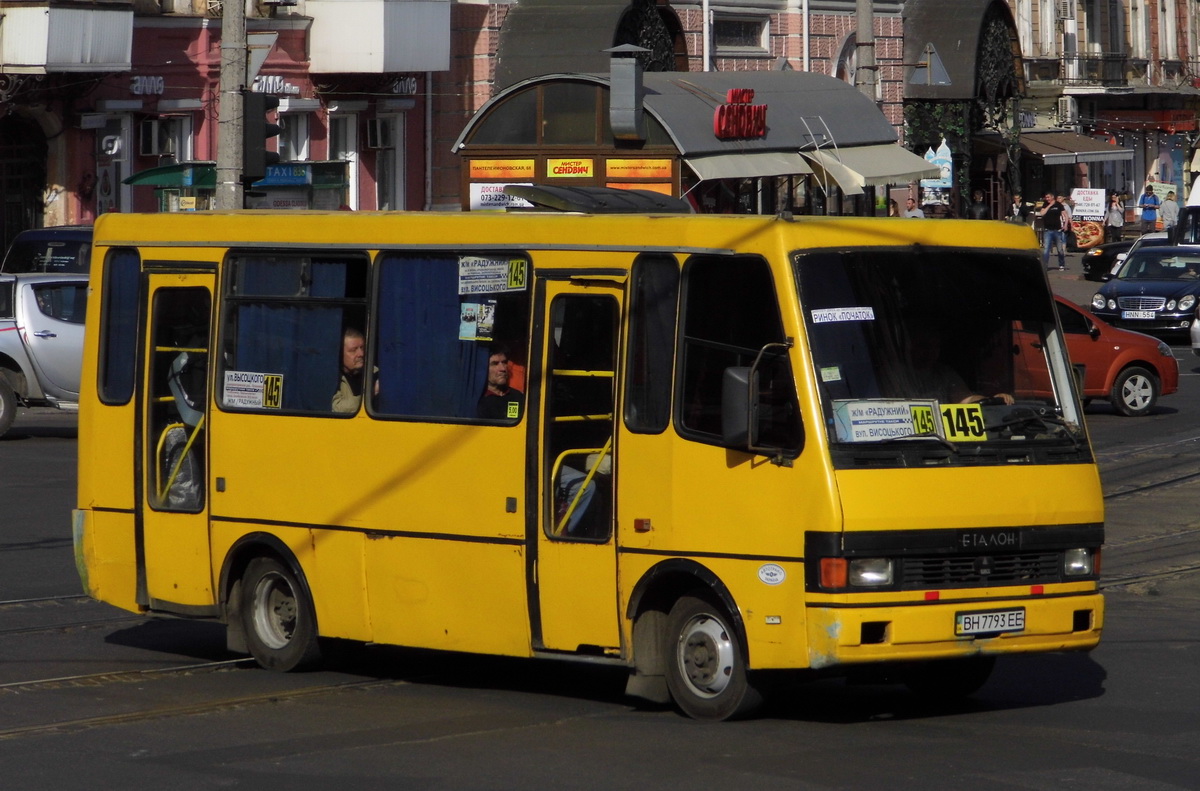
left=713, top=89, right=768, bottom=140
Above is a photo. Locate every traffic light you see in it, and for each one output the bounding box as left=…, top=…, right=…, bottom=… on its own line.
left=242, top=90, right=281, bottom=183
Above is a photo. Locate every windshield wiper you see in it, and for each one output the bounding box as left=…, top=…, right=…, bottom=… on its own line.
left=984, top=408, right=1082, bottom=448
left=864, top=430, right=959, bottom=453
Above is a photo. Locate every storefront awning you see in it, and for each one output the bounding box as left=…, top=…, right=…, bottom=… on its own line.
left=977, top=131, right=1134, bottom=166
left=124, top=162, right=216, bottom=188
left=684, top=152, right=813, bottom=182
left=801, top=145, right=940, bottom=195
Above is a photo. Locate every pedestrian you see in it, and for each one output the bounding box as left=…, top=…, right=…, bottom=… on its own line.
left=1103, top=192, right=1125, bottom=244
left=1162, top=190, right=1179, bottom=236
left=1137, top=184, right=1161, bottom=234
left=1007, top=193, right=1031, bottom=223
left=1038, top=192, right=1068, bottom=271
left=967, top=190, right=991, bottom=220
left=887, top=198, right=900, bottom=217
left=1057, top=193, right=1074, bottom=250
left=902, top=196, right=925, bottom=218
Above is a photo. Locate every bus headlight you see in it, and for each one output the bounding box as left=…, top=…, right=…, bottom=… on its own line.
left=1063, top=548, right=1095, bottom=576
left=849, top=558, right=894, bottom=586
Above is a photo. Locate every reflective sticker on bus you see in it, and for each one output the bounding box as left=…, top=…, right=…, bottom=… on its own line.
left=811, top=306, right=875, bottom=323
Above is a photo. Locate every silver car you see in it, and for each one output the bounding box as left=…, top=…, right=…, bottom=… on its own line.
left=0, top=273, right=88, bottom=436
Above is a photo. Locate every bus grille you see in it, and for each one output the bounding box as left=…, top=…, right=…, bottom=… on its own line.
left=1117, top=296, right=1166, bottom=311
left=901, top=552, right=1062, bottom=588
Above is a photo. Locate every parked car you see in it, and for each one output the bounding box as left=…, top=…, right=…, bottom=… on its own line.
left=0, top=226, right=92, bottom=274
left=1082, top=239, right=1134, bottom=281
left=1053, top=297, right=1178, bottom=416
left=1090, top=246, right=1200, bottom=337
left=0, top=273, right=88, bottom=436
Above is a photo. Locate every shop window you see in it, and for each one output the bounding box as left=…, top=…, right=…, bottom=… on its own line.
left=676, top=255, right=801, bottom=452
left=541, top=84, right=601, bottom=145
left=624, top=254, right=678, bottom=433
left=219, top=253, right=368, bottom=415
left=99, top=249, right=141, bottom=405
left=279, top=113, right=310, bottom=161
left=471, top=89, right=539, bottom=146
left=712, top=15, right=769, bottom=56
left=372, top=252, right=531, bottom=423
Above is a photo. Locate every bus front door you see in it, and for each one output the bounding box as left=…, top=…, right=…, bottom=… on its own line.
left=534, top=279, right=621, bottom=654
left=138, top=274, right=214, bottom=611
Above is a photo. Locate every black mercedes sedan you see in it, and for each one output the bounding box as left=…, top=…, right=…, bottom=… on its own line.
left=1091, top=246, right=1200, bottom=336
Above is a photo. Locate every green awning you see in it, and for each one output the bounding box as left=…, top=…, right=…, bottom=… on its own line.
left=124, top=162, right=216, bottom=188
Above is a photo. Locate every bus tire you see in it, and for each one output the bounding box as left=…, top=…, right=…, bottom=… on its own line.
left=240, top=556, right=321, bottom=672
left=0, top=377, right=17, bottom=438
left=904, top=656, right=995, bottom=701
left=664, top=594, right=761, bottom=720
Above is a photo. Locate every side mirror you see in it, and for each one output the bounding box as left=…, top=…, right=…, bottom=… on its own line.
left=721, top=366, right=755, bottom=449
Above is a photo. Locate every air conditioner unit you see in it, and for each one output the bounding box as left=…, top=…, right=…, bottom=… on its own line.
left=366, top=118, right=393, bottom=149
left=1057, top=96, right=1079, bottom=125
left=139, top=119, right=176, bottom=157
left=1056, top=0, right=1076, bottom=20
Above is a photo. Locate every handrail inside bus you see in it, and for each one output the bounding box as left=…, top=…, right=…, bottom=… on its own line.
left=550, top=436, right=613, bottom=536
left=157, top=416, right=206, bottom=504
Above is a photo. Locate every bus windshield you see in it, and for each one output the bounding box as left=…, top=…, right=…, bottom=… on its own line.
left=794, top=247, right=1087, bottom=465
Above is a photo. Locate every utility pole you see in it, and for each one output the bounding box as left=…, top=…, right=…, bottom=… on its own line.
left=216, top=0, right=246, bottom=209
left=855, top=0, right=876, bottom=102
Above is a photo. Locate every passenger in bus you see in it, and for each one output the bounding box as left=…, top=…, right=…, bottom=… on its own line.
left=332, top=327, right=376, bottom=413
left=476, top=343, right=525, bottom=420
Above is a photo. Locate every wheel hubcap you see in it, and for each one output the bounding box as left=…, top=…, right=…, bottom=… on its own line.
left=677, top=614, right=735, bottom=697
left=1122, top=375, right=1152, bottom=410
left=252, top=571, right=297, bottom=650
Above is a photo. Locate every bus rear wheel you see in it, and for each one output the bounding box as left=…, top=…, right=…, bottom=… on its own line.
left=240, top=556, right=321, bottom=672
left=664, top=594, right=761, bottom=720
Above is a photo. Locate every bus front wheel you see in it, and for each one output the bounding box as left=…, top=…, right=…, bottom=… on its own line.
left=664, top=594, right=761, bottom=720
left=240, top=556, right=321, bottom=672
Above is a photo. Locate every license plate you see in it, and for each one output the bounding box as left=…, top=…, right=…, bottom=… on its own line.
left=955, top=608, right=1025, bottom=636
left=1122, top=310, right=1155, bottom=319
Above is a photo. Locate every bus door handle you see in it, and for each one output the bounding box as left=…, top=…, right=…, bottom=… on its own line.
left=33, top=330, right=57, bottom=338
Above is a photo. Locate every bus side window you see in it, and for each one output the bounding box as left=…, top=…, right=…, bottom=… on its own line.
left=677, top=255, right=802, bottom=454
left=219, top=253, right=368, bottom=415
left=99, top=249, right=141, bottom=405
left=373, top=253, right=530, bottom=422
left=624, top=254, right=678, bottom=433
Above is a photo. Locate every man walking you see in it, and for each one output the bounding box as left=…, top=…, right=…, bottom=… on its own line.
left=1039, top=193, right=1067, bottom=271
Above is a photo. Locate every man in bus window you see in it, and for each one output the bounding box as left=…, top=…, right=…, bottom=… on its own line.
left=332, top=327, right=375, bottom=413
left=477, top=343, right=524, bottom=420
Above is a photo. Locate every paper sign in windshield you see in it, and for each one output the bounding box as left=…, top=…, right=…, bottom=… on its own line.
left=833, top=399, right=937, bottom=442
left=811, top=307, right=875, bottom=324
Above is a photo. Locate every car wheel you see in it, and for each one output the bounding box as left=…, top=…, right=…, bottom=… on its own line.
left=0, top=377, right=17, bottom=438
left=240, top=556, right=322, bottom=672
left=1110, top=366, right=1159, bottom=417
left=664, top=594, right=762, bottom=720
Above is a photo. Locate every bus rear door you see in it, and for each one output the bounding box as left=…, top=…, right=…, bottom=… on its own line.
left=139, top=271, right=215, bottom=610
left=533, top=276, right=622, bottom=654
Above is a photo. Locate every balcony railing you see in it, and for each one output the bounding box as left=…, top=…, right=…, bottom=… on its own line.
left=1026, top=52, right=1200, bottom=89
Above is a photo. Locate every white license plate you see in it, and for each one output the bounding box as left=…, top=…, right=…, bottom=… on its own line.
left=1122, top=310, right=1155, bottom=319
left=955, top=608, right=1025, bottom=636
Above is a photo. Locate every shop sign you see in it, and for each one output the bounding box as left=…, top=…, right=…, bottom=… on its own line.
left=470, top=160, right=536, bottom=179
left=251, top=75, right=301, bottom=96
left=606, top=159, right=673, bottom=179
left=548, top=159, right=594, bottom=178
left=391, top=76, right=419, bottom=95
left=469, top=183, right=535, bottom=211
left=257, top=164, right=309, bottom=187
left=606, top=182, right=673, bottom=196
left=713, top=89, right=767, bottom=140
left=130, top=76, right=165, bottom=96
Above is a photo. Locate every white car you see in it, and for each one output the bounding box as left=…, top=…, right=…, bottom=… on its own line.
left=0, top=273, right=88, bottom=436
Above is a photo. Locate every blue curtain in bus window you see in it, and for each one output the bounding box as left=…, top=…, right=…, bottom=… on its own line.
left=375, top=256, right=489, bottom=419
left=234, top=303, right=342, bottom=411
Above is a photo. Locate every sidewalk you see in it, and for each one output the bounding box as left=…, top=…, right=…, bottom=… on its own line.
left=1045, top=252, right=1096, bottom=306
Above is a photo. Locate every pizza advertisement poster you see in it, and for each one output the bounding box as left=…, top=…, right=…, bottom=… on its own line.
left=1070, top=188, right=1106, bottom=249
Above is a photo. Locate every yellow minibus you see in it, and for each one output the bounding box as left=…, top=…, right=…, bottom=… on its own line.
left=74, top=207, right=1103, bottom=719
